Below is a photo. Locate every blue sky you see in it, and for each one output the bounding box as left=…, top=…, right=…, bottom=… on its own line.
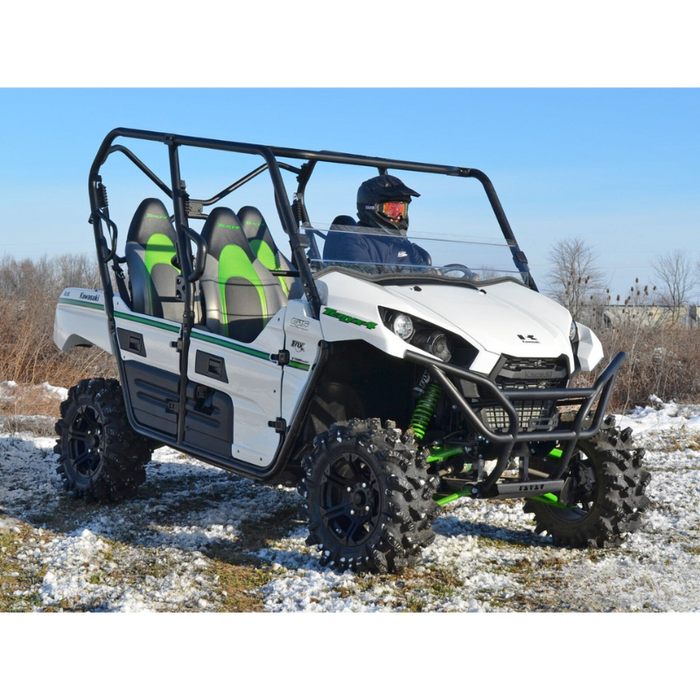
left=1, top=88, right=698, bottom=298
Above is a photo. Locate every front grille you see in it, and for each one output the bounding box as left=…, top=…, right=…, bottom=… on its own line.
left=483, top=401, right=557, bottom=433
left=479, top=355, right=568, bottom=434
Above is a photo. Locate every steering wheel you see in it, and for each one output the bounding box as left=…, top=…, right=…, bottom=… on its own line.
left=440, top=263, right=479, bottom=280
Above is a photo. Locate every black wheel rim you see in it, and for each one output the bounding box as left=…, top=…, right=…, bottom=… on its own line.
left=68, top=405, right=104, bottom=479
left=320, top=452, right=381, bottom=547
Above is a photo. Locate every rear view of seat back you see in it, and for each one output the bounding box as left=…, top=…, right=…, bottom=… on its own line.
left=324, top=215, right=358, bottom=261
left=125, top=198, right=183, bottom=322
left=200, top=208, right=287, bottom=343
left=238, top=205, right=294, bottom=296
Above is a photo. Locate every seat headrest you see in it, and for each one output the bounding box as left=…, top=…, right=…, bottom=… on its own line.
left=201, top=208, right=255, bottom=261
left=126, top=198, right=175, bottom=245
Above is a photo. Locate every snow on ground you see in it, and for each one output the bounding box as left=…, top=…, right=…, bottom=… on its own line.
left=1, top=398, right=699, bottom=612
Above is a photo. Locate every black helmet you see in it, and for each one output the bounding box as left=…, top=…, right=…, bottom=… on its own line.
left=357, top=175, right=420, bottom=232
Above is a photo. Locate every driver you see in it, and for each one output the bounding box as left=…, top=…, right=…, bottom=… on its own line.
left=333, top=175, right=431, bottom=268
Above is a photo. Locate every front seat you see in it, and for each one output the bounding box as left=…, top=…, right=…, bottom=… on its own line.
left=200, top=207, right=287, bottom=342
left=125, top=198, right=183, bottom=322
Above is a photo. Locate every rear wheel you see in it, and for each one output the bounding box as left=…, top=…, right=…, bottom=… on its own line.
left=54, top=378, right=153, bottom=502
left=525, top=416, right=651, bottom=547
left=300, top=418, right=439, bottom=573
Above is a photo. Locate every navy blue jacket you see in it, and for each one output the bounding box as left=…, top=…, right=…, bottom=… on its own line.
left=328, top=229, right=431, bottom=267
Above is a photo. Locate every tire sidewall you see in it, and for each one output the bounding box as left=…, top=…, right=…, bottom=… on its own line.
left=302, top=418, right=437, bottom=572
left=307, top=437, right=390, bottom=560
left=58, top=386, right=110, bottom=492
left=54, top=378, right=151, bottom=501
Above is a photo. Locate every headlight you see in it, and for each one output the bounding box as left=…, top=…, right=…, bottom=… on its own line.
left=569, top=321, right=578, bottom=343
left=417, top=330, right=453, bottom=363
left=391, top=313, right=415, bottom=341
left=379, top=308, right=458, bottom=363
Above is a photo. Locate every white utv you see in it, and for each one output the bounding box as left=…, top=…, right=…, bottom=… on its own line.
left=53, top=128, right=650, bottom=573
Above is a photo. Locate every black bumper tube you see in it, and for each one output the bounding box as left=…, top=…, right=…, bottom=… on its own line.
left=404, top=350, right=626, bottom=496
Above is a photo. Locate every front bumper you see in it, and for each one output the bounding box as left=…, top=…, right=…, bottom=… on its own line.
left=405, top=349, right=625, bottom=497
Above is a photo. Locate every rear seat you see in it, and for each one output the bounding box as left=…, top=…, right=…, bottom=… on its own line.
left=199, top=207, right=286, bottom=343
left=125, top=198, right=183, bottom=322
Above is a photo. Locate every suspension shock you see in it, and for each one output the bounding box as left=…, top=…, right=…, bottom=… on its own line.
left=409, top=382, right=442, bottom=440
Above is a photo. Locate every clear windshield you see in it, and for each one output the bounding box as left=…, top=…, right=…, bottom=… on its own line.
left=303, top=224, right=529, bottom=286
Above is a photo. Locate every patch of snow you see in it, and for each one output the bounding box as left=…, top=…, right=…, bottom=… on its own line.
left=2, top=401, right=700, bottom=612
left=40, top=382, right=69, bottom=401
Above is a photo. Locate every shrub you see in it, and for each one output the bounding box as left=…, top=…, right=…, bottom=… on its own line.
left=0, top=254, right=116, bottom=407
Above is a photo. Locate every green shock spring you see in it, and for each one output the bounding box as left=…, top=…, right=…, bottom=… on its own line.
left=409, top=383, right=442, bottom=440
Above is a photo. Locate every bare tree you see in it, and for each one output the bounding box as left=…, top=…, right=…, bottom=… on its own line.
left=651, top=251, right=696, bottom=323
left=546, top=237, right=607, bottom=321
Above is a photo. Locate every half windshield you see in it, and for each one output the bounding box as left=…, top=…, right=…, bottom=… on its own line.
left=303, top=225, right=530, bottom=286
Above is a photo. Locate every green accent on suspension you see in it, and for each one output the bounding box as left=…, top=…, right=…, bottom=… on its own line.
left=434, top=488, right=475, bottom=507
left=250, top=239, right=289, bottom=296
left=434, top=446, right=570, bottom=509
left=426, top=445, right=466, bottom=464
left=527, top=492, right=570, bottom=509
left=409, top=383, right=441, bottom=440
left=218, top=245, right=267, bottom=337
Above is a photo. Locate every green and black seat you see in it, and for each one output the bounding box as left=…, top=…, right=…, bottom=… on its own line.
left=125, top=198, right=183, bottom=322
left=238, top=205, right=295, bottom=297
left=200, top=208, right=287, bottom=343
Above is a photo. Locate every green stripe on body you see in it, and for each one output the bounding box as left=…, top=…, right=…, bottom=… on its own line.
left=191, top=330, right=272, bottom=361
left=58, top=298, right=104, bottom=311
left=114, top=310, right=180, bottom=333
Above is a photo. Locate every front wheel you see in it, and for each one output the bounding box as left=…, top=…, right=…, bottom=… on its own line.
left=524, top=416, right=651, bottom=547
left=299, top=418, right=439, bottom=573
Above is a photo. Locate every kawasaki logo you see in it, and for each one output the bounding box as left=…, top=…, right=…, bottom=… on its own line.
left=323, top=307, right=377, bottom=330
left=79, top=292, right=100, bottom=302
left=517, top=334, right=540, bottom=344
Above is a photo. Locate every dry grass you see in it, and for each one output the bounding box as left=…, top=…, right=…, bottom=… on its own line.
left=0, top=254, right=116, bottom=417
left=583, top=323, right=700, bottom=413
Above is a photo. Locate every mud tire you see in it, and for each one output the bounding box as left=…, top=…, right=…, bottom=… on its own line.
left=54, top=378, right=153, bottom=502
left=524, top=416, right=651, bottom=547
left=300, top=418, right=439, bottom=573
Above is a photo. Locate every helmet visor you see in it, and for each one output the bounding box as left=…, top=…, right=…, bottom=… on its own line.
left=378, top=201, right=409, bottom=219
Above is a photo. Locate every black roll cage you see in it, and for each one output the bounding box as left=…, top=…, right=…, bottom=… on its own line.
left=88, top=127, right=537, bottom=324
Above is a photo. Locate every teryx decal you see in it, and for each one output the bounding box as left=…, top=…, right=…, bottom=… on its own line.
left=323, top=307, right=377, bottom=330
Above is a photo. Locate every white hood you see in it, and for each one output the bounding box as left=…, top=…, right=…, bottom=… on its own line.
left=318, top=272, right=578, bottom=376
left=384, top=280, right=573, bottom=361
